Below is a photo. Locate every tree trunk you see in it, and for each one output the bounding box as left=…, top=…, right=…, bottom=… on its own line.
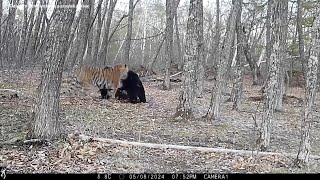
left=205, top=0, right=239, bottom=121
left=173, top=0, right=182, bottom=70
left=25, top=0, right=38, bottom=63
left=72, top=0, right=93, bottom=73
left=29, top=0, right=78, bottom=140
left=194, top=0, right=204, bottom=98
left=162, top=0, right=174, bottom=90
left=297, top=0, right=305, bottom=79
left=0, top=0, right=3, bottom=68
left=259, top=0, right=285, bottom=151
left=263, top=0, right=272, bottom=84
left=141, top=0, right=148, bottom=67
left=295, top=15, right=320, bottom=167
left=92, top=0, right=104, bottom=66
left=211, top=0, right=220, bottom=69
left=123, top=0, right=134, bottom=64
left=230, top=0, right=243, bottom=110
left=4, top=0, right=18, bottom=67
left=275, top=0, right=288, bottom=112
left=97, top=0, right=117, bottom=66
left=174, top=0, right=202, bottom=120
left=16, top=0, right=28, bottom=68
left=243, top=32, right=259, bottom=85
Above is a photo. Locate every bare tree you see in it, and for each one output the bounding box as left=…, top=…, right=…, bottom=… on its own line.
left=295, top=15, right=320, bottom=167
left=205, top=0, right=239, bottom=120
left=123, top=0, right=134, bottom=63
left=28, top=0, right=78, bottom=140
left=91, top=0, right=104, bottom=65
left=163, top=0, right=174, bottom=90
left=16, top=0, right=28, bottom=68
left=0, top=0, right=3, bottom=67
left=275, top=0, right=288, bottom=111
left=28, top=0, right=48, bottom=62
left=173, top=0, right=182, bottom=70
left=174, top=0, right=202, bottom=120
left=230, top=0, right=244, bottom=110
left=297, top=0, right=305, bottom=79
left=97, top=0, right=117, bottom=65
left=211, top=0, right=220, bottom=68
left=4, top=0, right=19, bottom=67
left=194, top=0, right=204, bottom=98
left=71, top=0, right=93, bottom=72
left=258, top=0, right=287, bottom=151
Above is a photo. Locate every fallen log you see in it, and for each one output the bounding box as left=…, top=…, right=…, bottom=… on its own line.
left=78, top=134, right=320, bottom=160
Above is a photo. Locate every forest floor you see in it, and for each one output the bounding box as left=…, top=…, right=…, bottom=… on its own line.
left=0, top=69, right=319, bottom=173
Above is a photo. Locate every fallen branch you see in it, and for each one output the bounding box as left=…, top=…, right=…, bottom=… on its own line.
left=169, top=71, right=182, bottom=78
left=0, top=89, right=20, bottom=93
left=79, top=134, right=320, bottom=160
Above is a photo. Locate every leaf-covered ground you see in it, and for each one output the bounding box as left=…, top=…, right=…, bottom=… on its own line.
left=0, top=69, right=319, bottom=173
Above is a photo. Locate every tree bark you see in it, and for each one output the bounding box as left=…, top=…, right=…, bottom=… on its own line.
left=230, top=0, right=243, bottom=110
left=297, top=0, right=305, bottom=79
left=173, top=0, right=182, bottom=70
left=123, top=0, right=134, bottom=64
left=97, top=0, right=117, bottom=66
left=211, top=0, right=220, bottom=69
left=295, top=15, right=320, bottom=167
left=205, top=0, right=239, bottom=121
left=25, top=0, right=38, bottom=63
left=91, top=0, right=104, bottom=66
left=275, top=0, right=288, bottom=112
left=194, top=0, right=204, bottom=98
left=162, top=0, right=174, bottom=90
left=29, top=0, right=78, bottom=140
left=174, top=0, right=202, bottom=120
left=16, top=0, right=28, bottom=68
left=71, top=0, right=93, bottom=73
left=0, top=0, right=3, bottom=67
left=259, top=0, right=285, bottom=151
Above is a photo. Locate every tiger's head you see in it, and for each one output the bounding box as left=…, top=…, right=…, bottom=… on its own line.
left=113, top=64, right=129, bottom=80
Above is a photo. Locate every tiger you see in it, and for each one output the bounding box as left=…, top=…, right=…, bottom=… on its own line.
left=68, top=64, right=129, bottom=99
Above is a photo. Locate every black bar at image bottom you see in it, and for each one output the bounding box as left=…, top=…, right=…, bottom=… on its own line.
left=1, top=173, right=319, bottom=180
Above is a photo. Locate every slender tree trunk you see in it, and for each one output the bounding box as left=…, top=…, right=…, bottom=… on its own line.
left=141, top=0, right=148, bottom=66
left=97, top=0, right=117, bottom=65
left=123, top=0, right=134, bottom=64
left=174, top=0, right=202, bottom=120
left=297, top=0, right=305, bottom=79
left=205, top=0, right=238, bottom=120
left=263, top=0, right=272, bottom=84
left=84, top=0, right=94, bottom=64
left=29, top=0, right=78, bottom=140
left=4, top=0, right=18, bottom=67
left=92, top=0, right=104, bottom=66
left=72, top=0, right=93, bottom=73
left=230, top=0, right=243, bottom=110
left=275, top=0, right=288, bottom=112
left=294, top=10, right=320, bottom=168
left=194, top=0, right=204, bottom=98
left=259, top=0, right=285, bottom=151
left=16, top=0, right=28, bottom=68
left=243, top=32, right=259, bottom=85
left=0, top=0, right=3, bottom=68
left=163, top=0, right=174, bottom=90
left=212, top=0, right=220, bottom=68
left=173, top=0, right=182, bottom=70
left=25, top=0, right=38, bottom=63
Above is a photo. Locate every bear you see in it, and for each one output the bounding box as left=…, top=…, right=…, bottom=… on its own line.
left=99, top=69, right=146, bottom=103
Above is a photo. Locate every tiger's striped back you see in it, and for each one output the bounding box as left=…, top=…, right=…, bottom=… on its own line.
left=65, top=64, right=129, bottom=98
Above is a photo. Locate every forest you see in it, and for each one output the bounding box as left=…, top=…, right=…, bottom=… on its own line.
left=0, top=0, right=320, bottom=174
